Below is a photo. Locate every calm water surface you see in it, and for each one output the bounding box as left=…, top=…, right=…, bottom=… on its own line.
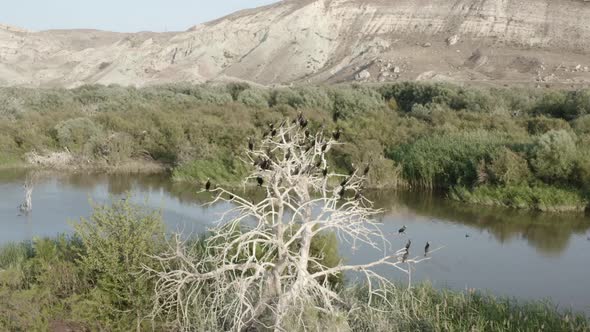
left=1, top=170, right=589, bottom=314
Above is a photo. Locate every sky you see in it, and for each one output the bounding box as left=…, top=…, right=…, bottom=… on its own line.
left=0, top=0, right=279, bottom=32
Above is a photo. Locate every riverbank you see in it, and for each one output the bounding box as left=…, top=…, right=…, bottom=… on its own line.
left=1, top=233, right=587, bottom=331
left=1, top=83, right=589, bottom=211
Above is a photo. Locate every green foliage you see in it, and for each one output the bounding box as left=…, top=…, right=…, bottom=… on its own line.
left=237, top=87, right=270, bottom=108
left=345, top=284, right=590, bottom=332
left=389, top=131, right=508, bottom=188
left=54, top=117, right=103, bottom=152
left=487, top=148, right=531, bottom=185
left=451, top=184, right=588, bottom=212
left=73, top=199, right=165, bottom=330
left=530, top=130, right=577, bottom=182
left=3, top=83, right=590, bottom=210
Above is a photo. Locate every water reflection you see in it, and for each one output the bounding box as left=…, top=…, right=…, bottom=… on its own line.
left=1, top=171, right=590, bottom=313
left=367, top=190, right=590, bottom=256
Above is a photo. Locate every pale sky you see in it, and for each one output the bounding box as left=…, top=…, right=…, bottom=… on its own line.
left=0, top=0, right=280, bottom=32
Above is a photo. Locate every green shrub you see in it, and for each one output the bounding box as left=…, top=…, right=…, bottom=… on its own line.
left=451, top=184, right=588, bottom=212
left=55, top=117, right=103, bottom=152
left=389, top=131, right=508, bottom=188
left=526, top=116, right=571, bottom=135
left=530, top=130, right=577, bottom=182
left=488, top=148, right=531, bottom=185
left=572, top=114, right=590, bottom=135
left=237, top=87, right=270, bottom=108
left=73, top=199, right=165, bottom=330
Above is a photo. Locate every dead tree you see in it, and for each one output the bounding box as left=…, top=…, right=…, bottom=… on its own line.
left=146, top=120, right=431, bottom=331
left=18, top=177, right=34, bottom=215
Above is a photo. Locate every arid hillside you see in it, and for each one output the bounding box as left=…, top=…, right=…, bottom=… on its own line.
left=1, top=0, right=590, bottom=87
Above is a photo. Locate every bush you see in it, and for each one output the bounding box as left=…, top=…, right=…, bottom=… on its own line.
left=526, top=116, right=571, bottom=135
left=55, top=117, right=103, bottom=152
left=530, top=130, right=577, bottom=182
left=488, top=148, right=531, bottom=185
left=73, top=199, right=165, bottom=330
left=451, top=184, right=588, bottom=212
left=237, top=88, right=270, bottom=108
left=572, top=114, right=590, bottom=135
left=389, top=131, right=508, bottom=188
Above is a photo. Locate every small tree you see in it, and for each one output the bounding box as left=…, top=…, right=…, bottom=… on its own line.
left=147, top=119, right=429, bottom=331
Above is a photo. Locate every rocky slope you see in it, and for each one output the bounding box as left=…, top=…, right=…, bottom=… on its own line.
left=1, top=0, right=590, bottom=88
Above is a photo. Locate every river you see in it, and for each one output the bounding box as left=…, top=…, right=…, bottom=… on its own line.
left=1, top=170, right=589, bottom=314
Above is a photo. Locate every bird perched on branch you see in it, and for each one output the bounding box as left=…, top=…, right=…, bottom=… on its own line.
left=257, top=176, right=264, bottom=187
left=332, top=128, right=341, bottom=141
left=205, top=179, right=211, bottom=191
left=405, top=239, right=412, bottom=251
left=248, top=137, right=254, bottom=151
left=424, top=242, right=430, bottom=257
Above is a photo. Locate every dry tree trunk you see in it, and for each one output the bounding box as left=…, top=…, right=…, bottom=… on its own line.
left=145, top=118, right=434, bottom=331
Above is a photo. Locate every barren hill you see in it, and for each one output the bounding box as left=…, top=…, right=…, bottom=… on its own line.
left=2, top=0, right=590, bottom=88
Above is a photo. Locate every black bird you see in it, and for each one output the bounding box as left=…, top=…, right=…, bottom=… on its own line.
left=271, top=128, right=277, bottom=137
left=321, top=142, right=328, bottom=153
left=315, top=159, right=322, bottom=168
left=304, top=129, right=310, bottom=138
left=424, top=242, right=430, bottom=257
left=333, top=110, right=341, bottom=123
left=297, top=112, right=308, bottom=128
left=322, top=167, right=328, bottom=177
left=248, top=137, right=254, bottom=151
left=332, top=128, right=341, bottom=141
left=338, top=186, right=346, bottom=198
left=354, top=191, right=362, bottom=201
left=402, top=250, right=409, bottom=263
left=465, top=234, right=471, bottom=238
left=405, top=239, right=412, bottom=251
left=205, top=179, right=211, bottom=191
left=398, top=225, right=407, bottom=234
left=340, top=177, right=349, bottom=187
left=260, top=159, right=271, bottom=170
left=228, top=194, right=234, bottom=200
left=257, top=176, right=264, bottom=187
left=363, top=163, right=371, bottom=176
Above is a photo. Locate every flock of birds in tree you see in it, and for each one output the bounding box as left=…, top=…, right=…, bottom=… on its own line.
left=203, top=110, right=433, bottom=259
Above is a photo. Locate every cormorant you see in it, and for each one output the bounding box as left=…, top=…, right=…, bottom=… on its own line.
left=354, top=191, right=362, bottom=201
left=465, top=234, right=471, bottom=238
left=205, top=179, right=211, bottom=191
left=271, top=128, right=277, bottom=137
left=257, top=176, right=264, bottom=187
left=402, top=250, right=409, bottom=263
left=304, top=129, right=310, bottom=138
left=332, top=128, right=341, bottom=141
left=363, top=163, right=371, bottom=176
left=228, top=194, right=234, bottom=200
left=315, top=159, right=322, bottom=168
left=338, top=186, right=346, bottom=198
left=405, top=239, right=412, bottom=251
left=340, top=177, right=349, bottom=187
left=297, top=112, right=308, bottom=128
left=322, top=167, right=328, bottom=177
left=398, top=225, right=407, bottom=234
left=333, top=110, right=341, bottom=123
left=321, top=142, right=328, bottom=153
left=424, top=242, right=430, bottom=257
left=248, top=137, right=254, bottom=151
